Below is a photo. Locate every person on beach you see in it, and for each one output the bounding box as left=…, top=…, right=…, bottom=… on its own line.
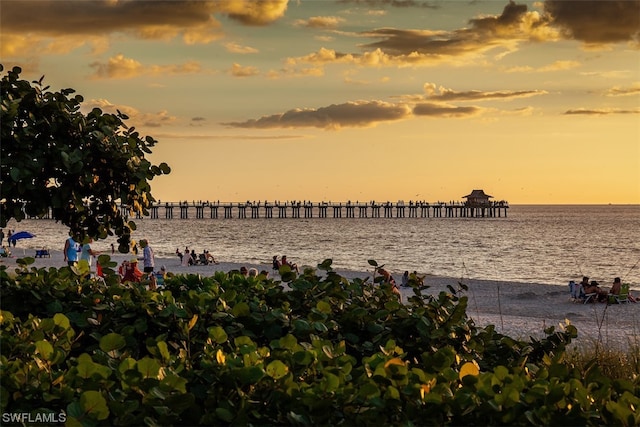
left=377, top=267, right=401, bottom=298
left=118, top=260, right=128, bottom=279
left=281, top=255, right=298, bottom=273
left=139, top=239, right=155, bottom=274
left=609, top=277, right=638, bottom=303
left=240, top=266, right=249, bottom=277
left=122, top=259, right=143, bottom=283
left=80, top=238, right=99, bottom=268
left=568, top=280, right=581, bottom=301
left=205, top=250, right=219, bottom=264
left=63, top=234, right=79, bottom=267
left=582, top=278, right=607, bottom=302
left=401, top=271, right=410, bottom=287
left=413, top=271, right=425, bottom=286
left=0, top=229, right=4, bottom=246
left=180, top=251, right=190, bottom=267
left=272, top=256, right=281, bottom=273
left=154, top=265, right=168, bottom=288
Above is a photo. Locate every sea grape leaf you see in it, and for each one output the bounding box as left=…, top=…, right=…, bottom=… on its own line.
left=100, top=333, right=126, bottom=353
left=266, top=360, right=289, bottom=380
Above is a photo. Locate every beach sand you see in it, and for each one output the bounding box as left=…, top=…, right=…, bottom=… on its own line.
left=2, top=250, right=639, bottom=351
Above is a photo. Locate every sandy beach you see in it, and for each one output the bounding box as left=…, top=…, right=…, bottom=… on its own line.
left=2, top=250, right=639, bottom=351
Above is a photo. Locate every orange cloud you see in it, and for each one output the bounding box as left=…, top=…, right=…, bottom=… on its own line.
left=230, top=63, right=260, bottom=77
left=294, top=16, right=345, bottom=29
left=223, top=100, right=412, bottom=129
left=223, top=80, right=551, bottom=129
left=564, top=108, right=640, bottom=115
left=85, top=99, right=177, bottom=128
left=0, top=0, right=287, bottom=57
left=225, top=42, right=259, bottom=54
left=412, top=103, right=483, bottom=117
left=604, top=84, right=640, bottom=97
left=544, top=0, right=640, bottom=46
left=89, top=54, right=205, bottom=80
left=421, top=83, right=547, bottom=101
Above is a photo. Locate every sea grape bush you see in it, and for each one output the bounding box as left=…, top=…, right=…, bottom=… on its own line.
left=1, top=258, right=639, bottom=426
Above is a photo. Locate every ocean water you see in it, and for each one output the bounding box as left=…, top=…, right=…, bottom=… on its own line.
left=3, top=205, right=639, bottom=286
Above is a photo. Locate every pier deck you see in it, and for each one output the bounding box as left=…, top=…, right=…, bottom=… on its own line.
left=137, top=200, right=509, bottom=220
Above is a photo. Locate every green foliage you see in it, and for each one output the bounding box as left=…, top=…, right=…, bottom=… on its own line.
left=1, top=258, right=638, bottom=426
left=0, top=65, right=170, bottom=250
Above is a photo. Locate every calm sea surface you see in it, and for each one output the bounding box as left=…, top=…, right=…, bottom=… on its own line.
left=4, top=205, right=639, bottom=286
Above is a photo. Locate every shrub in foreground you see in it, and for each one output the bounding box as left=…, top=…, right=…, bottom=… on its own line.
left=1, top=258, right=639, bottom=426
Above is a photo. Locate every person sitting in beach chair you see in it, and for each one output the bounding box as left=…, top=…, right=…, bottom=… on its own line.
left=122, top=259, right=143, bottom=283
left=272, top=255, right=281, bottom=273
left=609, top=277, right=638, bottom=303
left=568, top=280, right=584, bottom=302
left=0, top=246, right=10, bottom=257
left=205, top=251, right=219, bottom=264
left=581, top=277, right=607, bottom=303
left=281, top=255, right=299, bottom=273
left=35, top=248, right=51, bottom=258
left=198, top=252, right=208, bottom=265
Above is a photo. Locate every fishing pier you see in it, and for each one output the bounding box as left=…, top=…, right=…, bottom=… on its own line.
left=142, top=200, right=509, bottom=220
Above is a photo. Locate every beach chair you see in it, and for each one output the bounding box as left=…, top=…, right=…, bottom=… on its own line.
left=35, top=249, right=51, bottom=258
left=609, top=283, right=630, bottom=304
left=580, top=285, right=598, bottom=304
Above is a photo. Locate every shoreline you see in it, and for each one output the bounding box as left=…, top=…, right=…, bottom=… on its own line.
left=2, top=250, right=639, bottom=351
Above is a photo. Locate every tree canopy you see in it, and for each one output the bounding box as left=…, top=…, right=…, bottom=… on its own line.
left=0, top=65, right=170, bottom=251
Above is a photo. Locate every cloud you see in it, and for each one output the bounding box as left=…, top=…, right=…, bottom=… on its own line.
left=85, top=99, right=177, bottom=128
left=603, top=83, right=640, bottom=97
left=544, top=0, right=640, bottom=46
left=224, top=42, right=259, bottom=54
left=89, top=54, right=204, bottom=80
left=230, top=63, right=261, bottom=77
left=223, top=81, right=548, bottom=129
left=220, top=0, right=289, bottom=26
left=503, top=59, right=581, bottom=73
left=0, top=0, right=288, bottom=57
left=223, top=100, right=412, bottom=129
left=338, top=0, right=438, bottom=9
left=360, top=2, right=556, bottom=56
left=421, top=83, right=547, bottom=101
left=294, top=16, right=346, bottom=29
left=564, top=108, right=640, bottom=115
left=413, top=103, right=483, bottom=118
left=286, top=2, right=559, bottom=70
left=287, top=1, right=638, bottom=74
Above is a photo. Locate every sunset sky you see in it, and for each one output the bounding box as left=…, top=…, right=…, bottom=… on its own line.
left=1, top=0, right=639, bottom=204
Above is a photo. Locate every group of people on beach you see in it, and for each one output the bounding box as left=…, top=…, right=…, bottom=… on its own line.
left=570, top=276, right=637, bottom=303
left=0, top=229, right=15, bottom=248
left=63, top=234, right=168, bottom=290
left=272, top=255, right=299, bottom=273
left=176, top=247, right=219, bottom=267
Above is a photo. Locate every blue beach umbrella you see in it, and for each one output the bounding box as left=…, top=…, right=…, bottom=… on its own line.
left=8, top=231, right=35, bottom=244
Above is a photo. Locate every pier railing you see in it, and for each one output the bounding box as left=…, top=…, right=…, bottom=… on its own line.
left=128, top=200, right=509, bottom=220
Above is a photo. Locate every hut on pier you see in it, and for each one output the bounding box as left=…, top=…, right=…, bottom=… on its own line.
left=463, top=189, right=493, bottom=207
